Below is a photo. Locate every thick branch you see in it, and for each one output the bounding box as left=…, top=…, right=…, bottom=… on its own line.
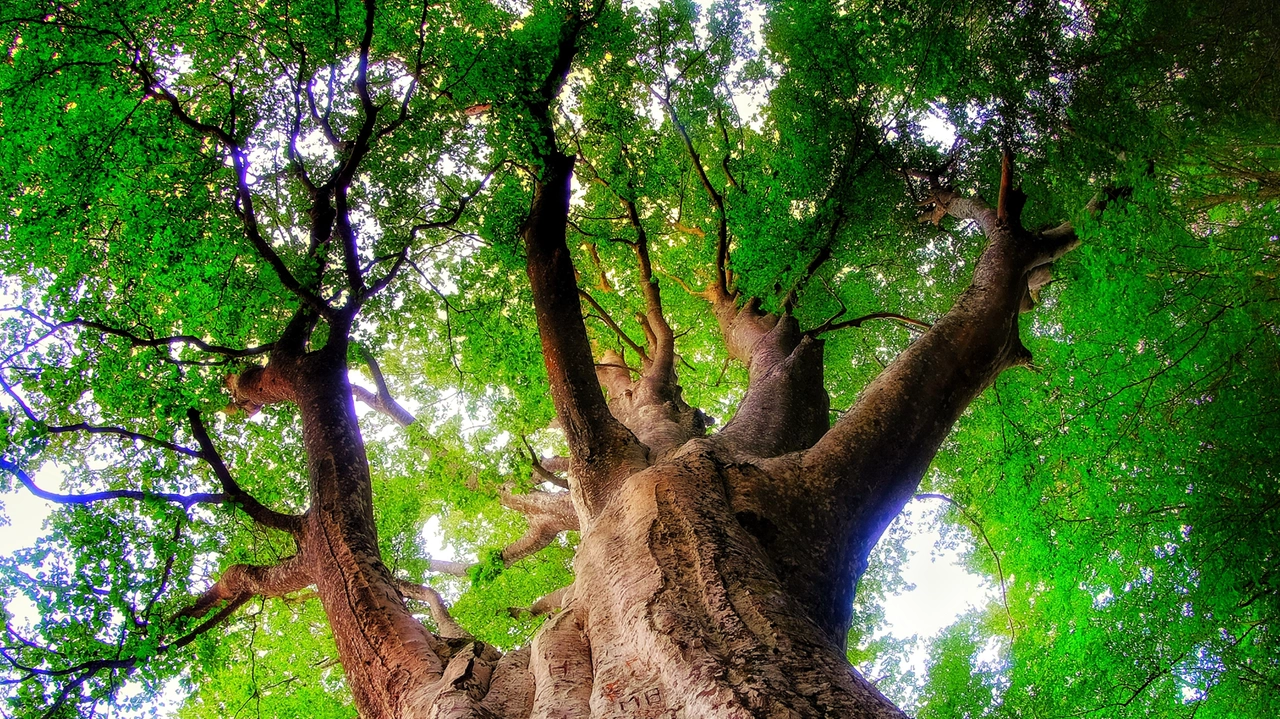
left=352, top=385, right=416, bottom=428
left=523, top=156, right=647, bottom=514
left=335, top=190, right=367, bottom=299
left=807, top=170, right=1083, bottom=587
left=428, top=558, right=472, bottom=576
left=396, top=581, right=470, bottom=639
left=517, top=1, right=648, bottom=515
left=179, top=555, right=312, bottom=620
left=626, top=197, right=676, bottom=376
left=509, top=585, right=570, bottom=619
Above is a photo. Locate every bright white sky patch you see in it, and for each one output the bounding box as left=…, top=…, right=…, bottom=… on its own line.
left=919, top=111, right=958, bottom=149
left=877, top=500, right=995, bottom=678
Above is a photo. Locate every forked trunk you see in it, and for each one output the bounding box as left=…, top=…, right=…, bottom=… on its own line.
left=199, top=103, right=1076, bottom=714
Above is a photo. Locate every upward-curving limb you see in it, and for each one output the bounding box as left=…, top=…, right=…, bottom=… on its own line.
left=518, top=0, right=648, bottom=518
left=807, top=160, right=1085, bottom=584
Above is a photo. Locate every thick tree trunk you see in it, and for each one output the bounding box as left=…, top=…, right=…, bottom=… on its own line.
left=290, top=354, right=447, bottom=718
left=567, top=444, right=906, bottom=719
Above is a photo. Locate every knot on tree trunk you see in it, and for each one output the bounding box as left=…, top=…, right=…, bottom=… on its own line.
left=224, top=363, right=296, bottom=415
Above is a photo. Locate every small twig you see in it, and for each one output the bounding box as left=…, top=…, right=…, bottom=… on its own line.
left=915, top=492, right=1016, bottom=642
left=811, top=312, right=932, bottom=336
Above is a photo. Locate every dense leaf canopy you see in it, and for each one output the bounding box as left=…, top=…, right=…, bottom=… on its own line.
left=0, top=0, right=1277, bottom=716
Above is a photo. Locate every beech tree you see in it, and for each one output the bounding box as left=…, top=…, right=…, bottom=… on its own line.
left=1, top=0, right=1277, bottom=717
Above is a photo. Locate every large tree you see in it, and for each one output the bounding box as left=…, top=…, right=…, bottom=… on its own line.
left=1, top=0, right=1277, bottom=717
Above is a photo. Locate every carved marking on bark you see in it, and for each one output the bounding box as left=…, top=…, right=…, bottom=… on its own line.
left=530, top=608, right=593, bottom=719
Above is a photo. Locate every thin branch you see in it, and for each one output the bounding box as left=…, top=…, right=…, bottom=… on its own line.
left=579, top=289, right=648, bottom=362
left=135, top=62, right=331, bottom=317
left=187, top=409, right=305, bottom=534
left=11, top=591, right=249, bottom=719
left=522, top=436, right=569, bottom=489
left=0, top=458, right=223, bottom=509
left=915, top=492, right=1015, bottom=642
left=649, top=85, right=731, bottom=295
left=1, top=309, right=274, bottom=359
left=812, top=312, right=932, bottom=335
left=0, top=374, right=201, bottom=458
left=362, top=245, right=410, bottom=300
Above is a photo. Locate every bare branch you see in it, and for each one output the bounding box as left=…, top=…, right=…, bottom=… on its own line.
left=915, top=493, right=1015, bottom=641
left=429, top=489, right=578, bottom=577
left=428, top=559, right=471, bottom=576
left=187, top=409, right=305, bottom=534
left=396, top=581, right=470, bottom=639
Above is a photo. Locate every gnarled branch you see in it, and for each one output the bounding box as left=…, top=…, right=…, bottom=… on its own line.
left=396, top=581, right=470, bottom=639
left=429, top=489, right=578, bottom=577
left=179, top=554, right=312, bottom=620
